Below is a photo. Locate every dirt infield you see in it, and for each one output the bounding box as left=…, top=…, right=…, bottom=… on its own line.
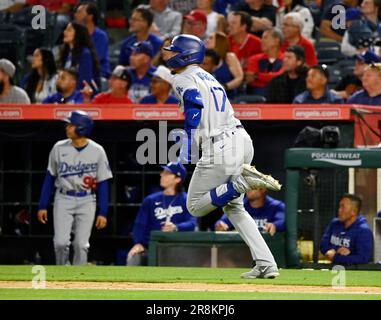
left=1, top=281, right=381, bottom=295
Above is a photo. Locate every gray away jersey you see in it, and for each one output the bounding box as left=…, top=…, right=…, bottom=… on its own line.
left=172, top=65, right=241, bottom=143
left=47, top=139, right=113, bottom=192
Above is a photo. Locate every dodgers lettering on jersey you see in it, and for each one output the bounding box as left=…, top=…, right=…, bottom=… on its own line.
left=330, top=234, right=351, bottom=248
left=154, top=205, right=184, bottom=220
left=132, top=191, right=197, bottom=247
left=172, top=65, right=241, bottom=143
left=47, top=139, right=113, bottom=192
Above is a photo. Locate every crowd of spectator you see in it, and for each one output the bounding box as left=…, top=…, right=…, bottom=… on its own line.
left=2, top=0, right=381, bottom=106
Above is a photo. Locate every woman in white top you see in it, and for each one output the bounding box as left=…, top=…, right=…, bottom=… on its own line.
left=23, top=48, right=58, bottom=103
left=196, top=0, right=226, bottom=37
left=276, top=0, right=314, bottom=40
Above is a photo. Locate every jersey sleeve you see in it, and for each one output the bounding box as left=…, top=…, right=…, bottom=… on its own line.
left=97, top=147, right=113, bottom=182
left=172, top=75, right=200, bottom=110
left=47, top=144, right=58, bottom=177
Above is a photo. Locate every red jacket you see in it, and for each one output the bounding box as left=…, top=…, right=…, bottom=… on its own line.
left=247, top=52, right=285, bottom=88
left=281, top=35, right=318, bottom=67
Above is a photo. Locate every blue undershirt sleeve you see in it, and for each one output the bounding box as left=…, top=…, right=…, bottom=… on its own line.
left=38, top=171, right=56, bottom=210
left=97, top=180, right=109, bottom=217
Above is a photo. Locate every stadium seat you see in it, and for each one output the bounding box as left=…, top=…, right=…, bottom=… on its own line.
left=316, top=41, right=344, bottom=65
left=0, top=11, right=9, bottom=24
left=9, top=9, right=57, bottom=55
left=0, top=24, right=26, bottom=84
left=231, top=95, right=267, bottom=104
left=109, top=40, right=124, bottom=70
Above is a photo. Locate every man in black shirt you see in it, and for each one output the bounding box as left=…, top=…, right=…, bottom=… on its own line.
left=234, top=0, right=276, bottom=37
left=266, top=45, right=308, bottom=103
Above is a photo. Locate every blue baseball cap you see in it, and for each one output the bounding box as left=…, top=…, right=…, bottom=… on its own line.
left=131, top=41, right=154, bottom=58
left=356, top=50, right=381, bottom=64
left=161, top=162, right=187, bottom=181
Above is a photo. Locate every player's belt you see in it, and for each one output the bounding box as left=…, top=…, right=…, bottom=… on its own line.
left=60, top=189, right=93, bottom=197
left=211, top=125, right=244, bottom=143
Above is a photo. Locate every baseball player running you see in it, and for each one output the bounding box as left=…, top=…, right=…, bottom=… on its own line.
left=37, top=110, right=113, bottom=265
left=163, top=34, right=282, bottom=279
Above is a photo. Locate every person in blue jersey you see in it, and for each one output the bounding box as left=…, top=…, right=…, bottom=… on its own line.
left=127, top=162, right=197, bottom=266
left=74, top=2, right=111, bottom=78
left=119, top=8, right=164, bottom=66
left=127, top=41, right=157, bottom=103
left=348, top=63, right=381, bottom=106
left=215, top=188, right=285, bottom=236
left=140, top=65, right=178, bottom=104
left=59, top=21, right=101, bottom=93
left=37, top=110, right=112, bottom=265
left=43, top=68, right=83, bottom=104
left=320, top=194, right=373, bottom=265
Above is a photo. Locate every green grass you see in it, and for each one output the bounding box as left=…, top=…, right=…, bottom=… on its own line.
left=0, top=265, right=380, bottom=287
left=1, top=289, right=381, bottom=300
left=0, top=266, right=380, bottom=300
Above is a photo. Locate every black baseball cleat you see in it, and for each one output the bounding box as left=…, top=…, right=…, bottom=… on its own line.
left=241, top=164, right=282, bottom=191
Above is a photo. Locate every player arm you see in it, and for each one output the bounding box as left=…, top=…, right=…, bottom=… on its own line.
left=180, top=89, right=203, bottom=163
left=332, top=229, right=374, bottom=265
left=272, top=203, right=286, bottom=232
left=38, top=171, right=56, bottom=210
left=175, top=205, right=197, bottom=231
left=39, top=146, right=58, bottom=210
left=176, top=216, right=197, bottom=231
left=97, top=180, right=109, bottom=217
left=132, top=198, right=152, bottom=248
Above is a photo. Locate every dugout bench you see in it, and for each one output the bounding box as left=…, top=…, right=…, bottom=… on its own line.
left=148, top=231, right=286, bottom=268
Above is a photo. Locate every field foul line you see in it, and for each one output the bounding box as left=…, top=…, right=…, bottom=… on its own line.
left=0, top=281, right=381, bottom=295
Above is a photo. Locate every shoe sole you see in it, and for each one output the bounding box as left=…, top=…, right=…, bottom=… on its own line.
left=242, top=164, right=282, bottom=191
left=240, top=272, right=280, bottom=279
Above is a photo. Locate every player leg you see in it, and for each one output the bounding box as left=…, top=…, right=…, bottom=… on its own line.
left=187, top=129, right=281, bottom=218
left=187, top=128, right=279, bottom=278
left=225, top=130, right=279, bottom=278
left=71, top=195, right=97, bottom=265
left=53, top=193, right=75, bottom=265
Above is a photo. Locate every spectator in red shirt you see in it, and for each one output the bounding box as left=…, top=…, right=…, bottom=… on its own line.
left=281, top=12, right=317, bottom=67
left=227, top=11, right=262, bottom=71
left=82, top=65, right=133, bottom=104
left=182, top=9, right=208, bottom=40
left=246, top=27, right=285, bottom=95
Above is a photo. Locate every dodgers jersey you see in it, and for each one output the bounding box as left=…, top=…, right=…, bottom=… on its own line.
left=47, top=139, right=113, bottom=192
left=132, top=191, right=197, bottom=247
left=320, top=214, right=373, bottom=265
left=172, top=65, right=241, bottom=144
left=216, top=196, right=286, bottom=233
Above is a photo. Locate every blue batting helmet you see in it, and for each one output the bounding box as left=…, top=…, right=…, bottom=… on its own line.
left=63, top=110, right=94, bottom=137
left=164, top=34, right=205, bottom=69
